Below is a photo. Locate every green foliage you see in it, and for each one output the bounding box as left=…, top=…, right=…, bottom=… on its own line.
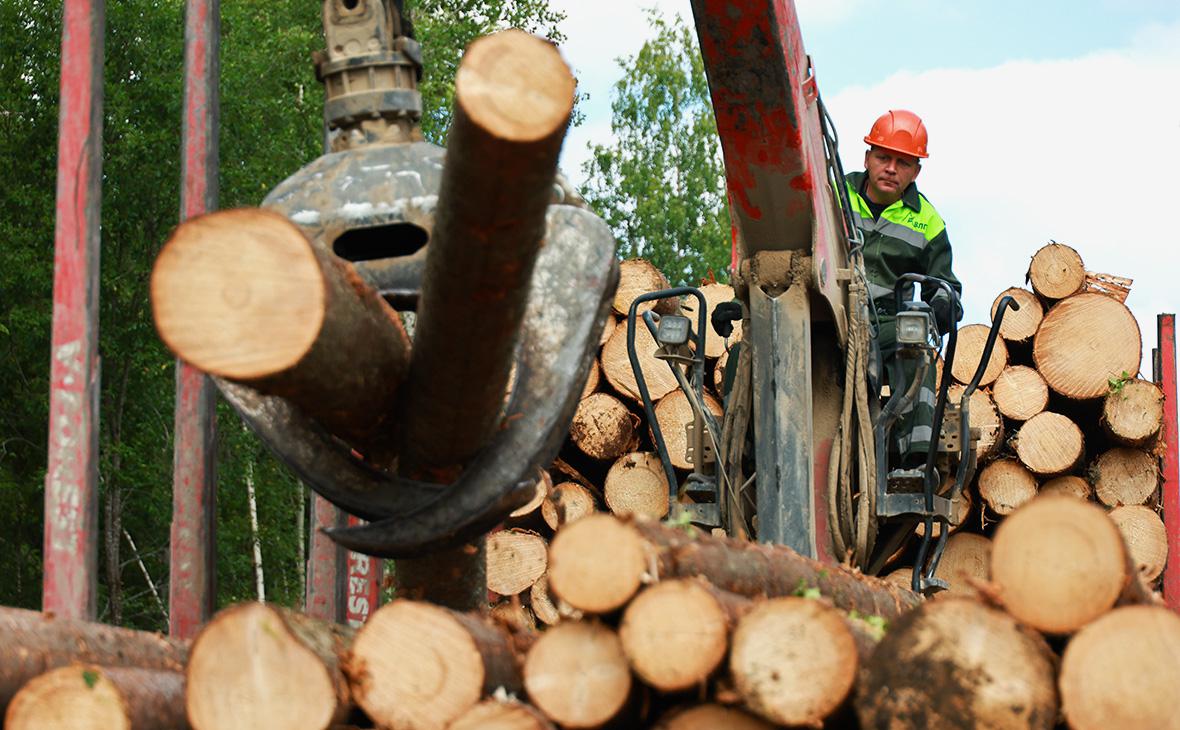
left=580, top=10, right=729, bottom=285
left=1107, top=370, right=1132, bottom=395
left=82, top=669, right=100, bottom=689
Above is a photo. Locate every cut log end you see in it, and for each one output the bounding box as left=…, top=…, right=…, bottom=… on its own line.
left=548, top=514, right=647, bottom=614
left=680, top=282, right=741, bottom=358
left=509, top=471, right=551, bottom=519
left=977, top=458, right=1038, bottom=516
left=992, top=365, right=1049, bottom=421
left=569, top=393, right=640, bottom=462
left=1027, top=242, right=1086, bottom=300
left=1102, top=379, right=1165, bottom=446
left=524, top=621, right=631, bottom=729
left=948, top=384, right=1003, bottom=461
left=6, top=665, right=186, bottom=730
left=604, top=452, right=670, bottom=519
left=540, top=481, right=597, bottom=531
left=1033, top=293, right=1141, bottom=400
left=1091, top=448, right=1159, bottom=507
left=487, top=529, right=548, bottom=597
left=654, top=704, right=775, bottom=730
left=601, top=314, right=678, bottom=402
left=1109, top=505, right=1168, bottom=583
left=653, top=389, right=723, bottom=471
left=450, top=699, right=555, bottom=730
left=950, top=323, right=1008, bottom=387
left=613, top=258, right=672, bottom=318
left=1040, top=475, right=1093, bottom=500
left=1015, top=411, right=1084, bottom=476
left=992, top=287, right=1044, bottom=343
left=935, top=533, right=992, bottom=595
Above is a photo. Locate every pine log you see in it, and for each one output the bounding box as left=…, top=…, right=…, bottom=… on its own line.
left=613, top=258, right=672, bottom=318
left=948, top=384, right=1003, bottom=461
left=523, top=621, right=631, bottom=729
left=569, top=393, right=641, bottom=462
left=1040, top=475, right=1093, bottom=500
left=1102, top=378, right=1165, bottom=446
left=679, top=282, right=741, bottom=358
left=977, top=458, right=1038, bottom=515
left=601, top=319, right=678, bottom=403
left=0, top=607, right=186, bottom=718
left=541, top=481, right=597, bottom=531
left=653, top=704, right=774, bottom=730
left=730, top=597, right=871, bottom=727
left=934, top=533, right=992, bottom=595
left=186, top=602, right=353, bottom=730
left=653, top=390, right=723, bottom=470
left=1015, top=411, right=1084, bottom=476
left=450, top=699, right=555, bottom=730
left=618, top=578, right=750, bottom=691
left=487, top=529, right=548, bottom=597
left=604, top=452, right=670, bottom=519
left=1059, top=605, right=1180, bottom=730
left=856, top=597, right=1058, bottom=730
left=1033, top=292, right=1142, bottom=400
left=991, top=495, right=1147, bottom=634
left=5, top=665, right=186, bottom=730
left=1109, top=505, right=1168, bottom=583
left=992, top=365, right=1049, bottom=421
left=509, top=471, right=551, bottom=520
left=580, top=359, right=601, bottom=400
left=950, top=323, right=1008, bottom=387
left=1027, top=242, right=1086, bottom=300
left=1091, top=447, right=1159, bottom=507
left=991, top=287, right=1043, bottom=343
left=529, top=573, right=582, bottom=627
left=547, top=514, right=919, bottom=619
left=345, top=600, right=521, bottom=730
left=150, top=208, right=411, bottom=453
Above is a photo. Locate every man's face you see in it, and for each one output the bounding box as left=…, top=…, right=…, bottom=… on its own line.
left=863, top=147, right=921, bottom=205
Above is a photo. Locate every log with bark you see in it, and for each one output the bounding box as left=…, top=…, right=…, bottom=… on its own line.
left=1027, top=242, right=1086, bottom=300
left=1091, top=447, right=1159, bottom=507
left=1108, top=504, right=1168, bottom=583
left=547, top=514, right=919, bottom=619
left=1102, top=378, right=1165, bottom=446
left=541, top=481, right=598, bottom=531
left=977, top=458, right=1039, bottom=516
left=1033, top=292, right=1141, bottom=400
left=486, top=529, right=548, bottom=597
left=856, top=597, right=1058, bottom=730
left=344, top=600, right=522, bottom=730
left=1059, top=605, right=1180, bottom=730
left=186, top=602, right=353, bottom=730
left=1015, top=411, right=1084, bottom=476
left=600, top=319, right=679, bottom=403
left=604, top=452, right=670, bottom=519
left=991, top=287, right=1043, bottom=343
left=523, top=621, right=632, bottom=729
left=933, top=533, right=992, bottom=595
left=151, top=208, right=411, bottom=455
left=653, top=389, right=723, bottom=471
left=5, top=664, right=187, bottom=730
left=992, top=364, right=1048, bottom=421
left=679, top=282, right=741, bottom=358
left=950, top=323, right=1008, bottom=387
left=569, top=393, right=641, bottom=462
left=450, top=699, right=555, bottom=730
left=653, top=704, right=774, bottom=730
left=0, top=607, right=187, bottom=717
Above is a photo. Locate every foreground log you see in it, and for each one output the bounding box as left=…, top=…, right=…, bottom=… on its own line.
left=1059, top=605, right=1180, bottom=730
left=950, top=323, right=1008, bottom=387
left=547, top=514, right=919, bottom=619
left=186, top=602, right=353, bottom=730
left=1108, top=505, right=1168, bottom=583
left=977, top=458, right=1038, bottom=516
left=569, top=393, right=641, bottom=462
left=934, top=533, right=992, bottom=595
left=992, top=365, right=1048, bottom=421
left=991, top=495, right=1147, bottom=634
left=345, top=600, right=521, bottom=730
left=948, top=384, right=1003, bottom=461
left=1015, top=411, right=1084, bottom=476
left=604, top=452, right=669, bottom=519
left=856, top=597, right=1058, bottom=730
left=0, top=607, right=187, bottom=717
left=653, top=389, right=723, bottom=470
left=523, top=621, right=632, bottom=729
left=654, top=704, right=773, bottom=730
left=486, top=529, right=548, bottom=597
left=991, top=287, right=1043, bottom=343
left=1102, top=378, right=1165, bottom=446
left=1027, top=242, right=1085, bottom=300
left=450, top=699, right=555, bottom=730
left=151, top=208, right=411, bottom=452
left=1091, top=447, right=1159, bottom=507
left=601, top=320, right=678, bottom=403
left=1034, top=292, right=1141, bottom=400
left=6, top=665, right=186, bottom=730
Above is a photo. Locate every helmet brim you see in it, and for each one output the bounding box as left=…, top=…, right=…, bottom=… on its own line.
left=864, top=138, right=928, bottom=159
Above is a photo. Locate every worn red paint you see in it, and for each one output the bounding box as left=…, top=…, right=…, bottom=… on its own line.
left=345, top=515, right=382, bottom=627
left=306, top=496, right=346, bottom=621
left=43, top=0, right=104, bottom=620
left=1157, top=315, right=1180, bottom=610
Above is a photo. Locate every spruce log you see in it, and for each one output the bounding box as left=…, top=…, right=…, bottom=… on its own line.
left=613, top=258, right=672, bottom=318
left=1109, top=505, right=1168, bottom=582
left=977, top=458, right=1038, bottom=515
left=186, top=602, right=353, bottom=730
left=345, top=600, right=521, bottom=730
left=948, top=384, right=1003, bottom=461
left=1059, top=605, right=1180, bottom=730
left=1015, top=411, right=1084, bottom=476
left=541, top=481, right=597, bottom=531
left=653, top=390, right=723, bottom=470
left=523, top=621, right=631, bottom=729
left=569, top=393, right=641, bottom=462
left=151, top=208, right=411, bottom=453
left=934, top=533, right=992, bottom=595
left=950, top=323, right=1008, bottom=387
left=547, top=514, right=919, bottom=619
left=992, top=365, right=1049, bottom=421
left=1091, top=447, right=1159, bottom=507
left=679, top=282, right=741, bottom=358
left=991, top=495, right=1147, bottom=634
left=618, top=578, right=750, bottom=691
left=487, top=529, right=548, bottom=597
left=450, top=699, right=555, bottom=730
left=601, top=319, right=678, bottom=403
left=6, top=665, right=186, bottom=730
left=1102, top=378, right=1165, bottom=446
left=580, top=360, right=601, bottom=400
left=653, top=704, right=773, bottom=730
left=1027, top=242, right=1086, bottom=300
left=856, top=597, right=1058, bottom=730
left=1040, top=475, right=1093, bottom=500
left=604, top=452, right=670, bottom=519
left=0, top=607, right=186, bottom=718
left=1033, top=293, right=1142, bottom=400
left=991, top=287, right=1043, bottom=343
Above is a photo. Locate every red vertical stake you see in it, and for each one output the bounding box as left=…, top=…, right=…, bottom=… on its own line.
left=345, top=515, right=383, bottom=626
left=305, top=496, right=346, bottom=622
left=169, top=0, right=220, bottom=639
left=43, top=0, right=105, bottom=620
left=1156, top=314, right=1179, bottom=610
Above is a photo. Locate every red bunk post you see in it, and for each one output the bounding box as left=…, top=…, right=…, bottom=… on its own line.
left=1156, top=314, right=1179, bottom=610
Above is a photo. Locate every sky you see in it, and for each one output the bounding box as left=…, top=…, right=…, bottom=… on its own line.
left=545, top=0, right=1180, bottom=376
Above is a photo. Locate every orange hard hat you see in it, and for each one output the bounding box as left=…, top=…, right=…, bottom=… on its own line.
left=864, top=110, right=929, bottom=159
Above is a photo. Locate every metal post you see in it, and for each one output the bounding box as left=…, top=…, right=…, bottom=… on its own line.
left=169, top=0, right=221, bottom=640
left=1155, top=314, right=1179, bottom=609
left=305, top=496, right=346, bottom=621
left=345, top=516, right=382, bottom=627
left=43, top=0, right=105, bottom=620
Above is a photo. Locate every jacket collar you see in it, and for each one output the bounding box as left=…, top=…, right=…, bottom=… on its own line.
left=849, top=170, right=922, bottom=212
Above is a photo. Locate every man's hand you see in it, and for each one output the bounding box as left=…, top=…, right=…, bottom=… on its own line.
left=931, top=297, right=954, bottom=335
left=711, top=301, right=742, bottom=339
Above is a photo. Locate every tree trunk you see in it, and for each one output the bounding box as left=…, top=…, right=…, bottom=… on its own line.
left=523, top=621, right=632, bottom=730
left=679, top=282, right=741, bottom=358
left=546, top=514, right=919, bottom=619
left=1059, top=605, right=1180, bottom=730
left=1040, top=475, right=1093, bottom=500
left=991, top=287, right=1043, bottom=343
left=612, top=259, right=672, bottom=318
left=5, top=665, right=186, bottom=730
left=450, top=699, right=555, bottom=730
left=185, top=602, right=354, bottom=730
left=933, top=533, right=992, bottom=595
left=1015, top=411, right=1084, bottom=476
left=653, top=704, right=774, bottom=730
left=541, top=482, right=598, bottom=531
left=950, top=323, right=1008, bottom=387
left=992, top=365, right=1048, bottom=421
left=486, top=529, right=548, bottom=597
left=856, top=597, right=1058, bottom=730
left=990, top=495, right=1150, bottom=635
left=1102, top=379, right=1165, bottom=446
left=569, top=393, right=641, bottom=462
left=653, top=389, right=722, bottom=471
left=1091, top=447, right=1159, bottom=507
left=122, top=529, right=168, bottom=622
left=1033, top=292, right=1142, bottom=400
left=346, top=600, right=522, bottom=730
left=948, top=384, right=1003, bottom=461
left=245, top=457, right=265, bottom=602
left=977, top=458, right=1039, bottom=515
left=604, top=452, right=669, bottom=519
left=1109, top=505, right=1168, bottom=583
left=0, top=607, right=187, bottom=717
left=151, top=208, right=412, bottom=457
left=1027, top=242, right=1086, bottom=300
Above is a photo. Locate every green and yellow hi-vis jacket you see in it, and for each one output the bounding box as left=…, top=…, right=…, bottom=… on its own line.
left=844, top=171, right=962, bottom=322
